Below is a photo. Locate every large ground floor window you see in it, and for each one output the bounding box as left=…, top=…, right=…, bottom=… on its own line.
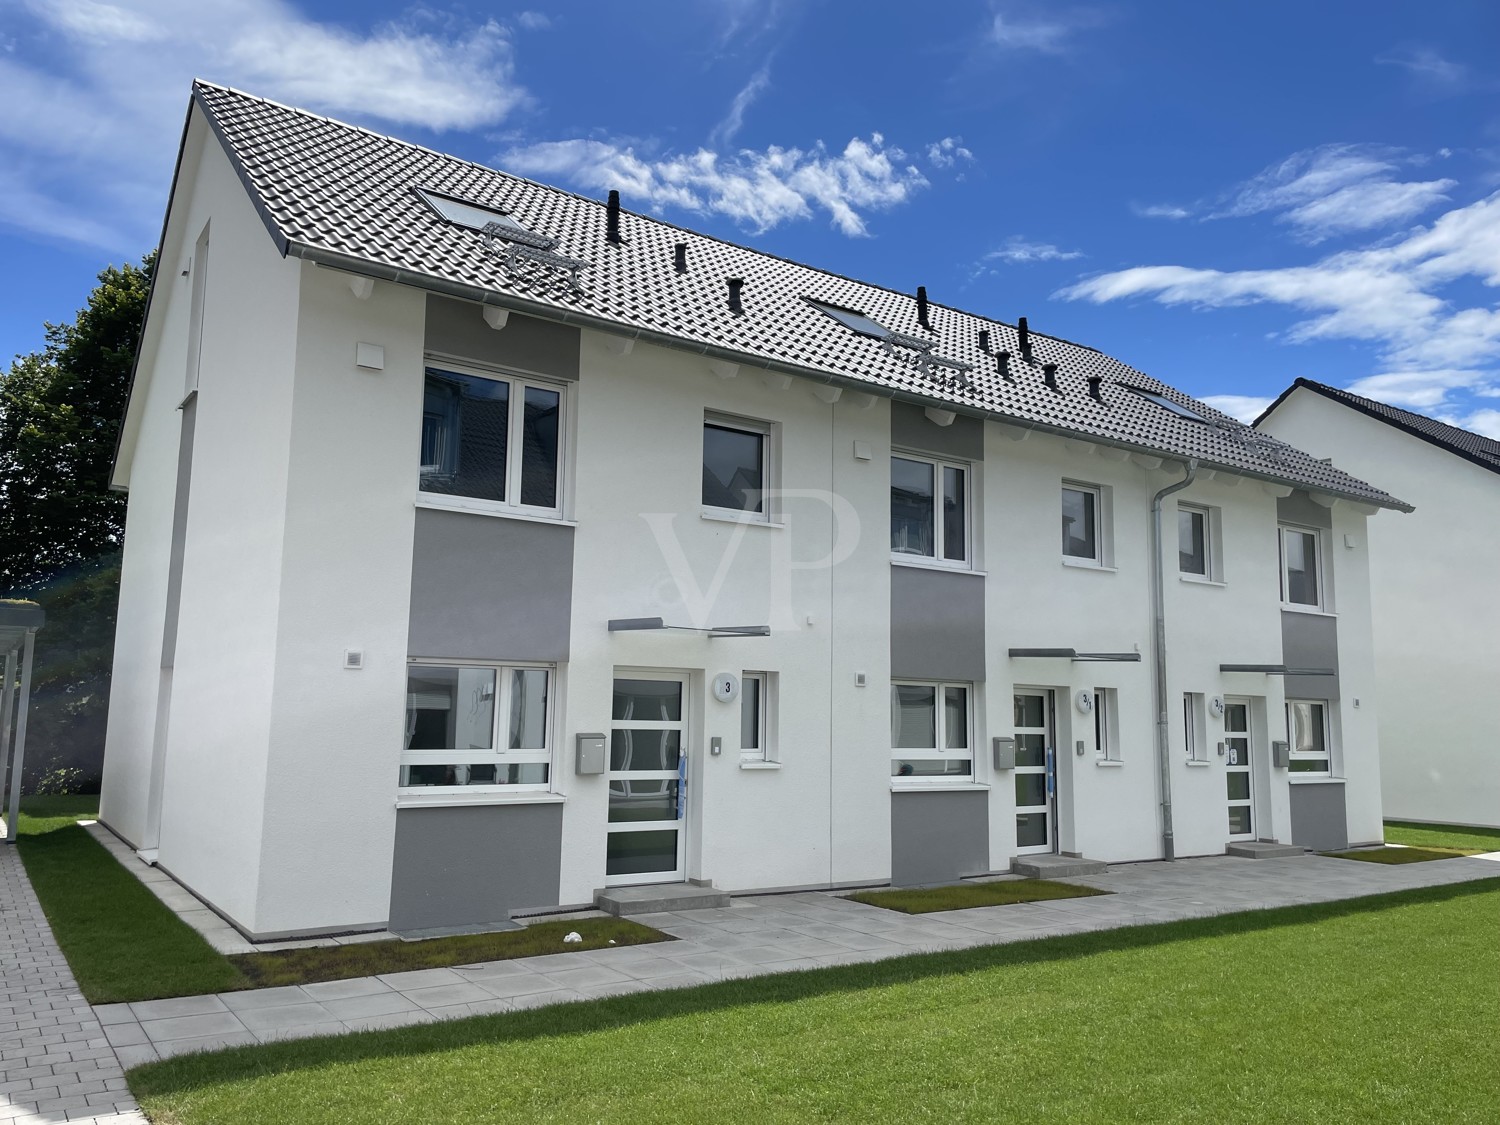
left=402, top=661, right=553, bottom=790
left=891, top=681, right=973, bottom=780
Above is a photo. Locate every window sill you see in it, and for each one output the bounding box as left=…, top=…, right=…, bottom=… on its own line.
left=395, top=790, right=566, bottom=809
left=1185, top=760, right=1212, bottom=768
left=739, top=760, right=782, bottom=771
left=1288, top=775, right=1344, bottom=785
left=701, top=510, right=784, bottom=528
left=1061, top=558, right=1117, bottom=573
left=1179, top=575, right=1226, bottom=588
left=1095, top=759, right=1124, bottom=768
left=1279, top=604, right=1337, bottom=618
left=417, top=493, right=576, bottom=526
left=890, top=782, right=989, bottom=793
left=891, top=558, right=985, bottom=576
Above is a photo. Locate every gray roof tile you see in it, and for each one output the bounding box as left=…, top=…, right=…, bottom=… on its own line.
left=190, top=82, right=1408, bottom=511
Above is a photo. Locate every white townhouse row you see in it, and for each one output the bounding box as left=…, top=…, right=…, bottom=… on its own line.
left=99, top=83, right=1409, bottom=939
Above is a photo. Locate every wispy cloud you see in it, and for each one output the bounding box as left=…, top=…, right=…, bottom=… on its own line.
left=985, top=236, right=1084, bottom=264
left=1133, top=203, right=1190, bottom=220
left=1, top=0, right=531, bottom=251
left=710, top=62, right=773, bottom=147
left=1461, top=408, right=1500, bottom=439
left=1376, top=45, right=1469, bottom=90
left=926, top=137, right=974, bottom=169
left=987, top=5, right=1103, bottom=54
left=501, top=133, right=930, bottom=237
left=1058, top=190, right=1500, bottom=418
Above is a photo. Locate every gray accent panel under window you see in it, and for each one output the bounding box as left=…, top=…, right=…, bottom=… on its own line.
left=409, top=508, right=573, bottom=662
left=891, top=401, right=983, bottom=461
left=425, top=294, right=579, bottom=382
left=890, top=566, right=985, bottom=681
left=890, top=790, right=989, bottom=886
left=161, top=397, right=197, bottom=669
left=388, top=803, right=562, bottom=932
left=1281, top=611, right=1340, bottom=700
left=1277, top=491, right=1333, bottom=530
left=1288, top=782, right=1348, bottom=851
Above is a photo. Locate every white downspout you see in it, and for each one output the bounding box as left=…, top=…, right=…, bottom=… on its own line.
left=1151, top=460, right=1197, bottom=861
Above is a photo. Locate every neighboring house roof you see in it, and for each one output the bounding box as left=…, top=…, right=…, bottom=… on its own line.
left=184, top=81, right=1408, bottom=511
left=1256, top=378, right=1500, bottom=478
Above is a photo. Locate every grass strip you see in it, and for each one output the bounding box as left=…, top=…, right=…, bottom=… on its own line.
left=127, top=878, right=1500, bottom=1125
left=847, top=877, right=1107, bottom=913
left=1384, top=819, right=1500, bottom=854
left=1325, top=845, right=1481, bottom=865
left=233, top=919, right=665, bottom=988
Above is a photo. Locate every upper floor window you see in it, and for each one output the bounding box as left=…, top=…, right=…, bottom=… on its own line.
left=1178, top=504, right=1208, bottom=576
left=1279, top=526, right=1321, bottom=608
left=891, top=681, right=973, bottom=780
left=402, top=662, right=552, bottom=790
left=420, top=366, right=563, bottom=517
left=891, top=454, right=969, bottom=565
left=703, top=414, right=772, bottom=518
left=1287, top=700, right=1331, bottom=775
left=1062, top=483, right=1103, bottom=564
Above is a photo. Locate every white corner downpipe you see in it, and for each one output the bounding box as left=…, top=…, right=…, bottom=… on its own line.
left=1150, top=459, right=1197, bottom=861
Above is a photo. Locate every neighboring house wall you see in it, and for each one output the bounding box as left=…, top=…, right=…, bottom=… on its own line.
left=1261, top=390, right=1499, bottom=829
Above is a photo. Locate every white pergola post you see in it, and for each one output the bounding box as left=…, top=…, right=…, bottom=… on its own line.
left=4, top=632, right=36, bottom=844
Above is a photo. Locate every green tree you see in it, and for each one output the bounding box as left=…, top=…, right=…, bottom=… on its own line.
left=1, top=254, right=154, bottom=791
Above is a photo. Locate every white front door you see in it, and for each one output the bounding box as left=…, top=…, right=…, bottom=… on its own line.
left=606, top=674, right=688, bottom=886
left=1013, top=690, right=1056, bottom=855
left=1225, top=697, right=1256, bottom=841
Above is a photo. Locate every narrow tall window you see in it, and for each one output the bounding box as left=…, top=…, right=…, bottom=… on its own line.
left=1093, top=688, right=1119, bottom=761
left=1183, top=693, right=1207, bottom=762
left=1062, top=484, right=1100, bottom=562
left=891, top=454, right=969, bottom=565
left=1178, top=505, right=1208, bottom=576
left=1287, top=700, right=1330, bottom=774
left=740, top=672, right=772, bottom=761
left=1279, top=527, right=1321, bottom=607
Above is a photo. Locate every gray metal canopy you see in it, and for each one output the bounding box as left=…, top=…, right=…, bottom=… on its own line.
left=609, top=617, right=771, bottom=638
left=1219, top=663, right=1336, bottom=676
left=1008, top=647, right=1142, bottom=663
left=1, top=601, right=45, bottom=844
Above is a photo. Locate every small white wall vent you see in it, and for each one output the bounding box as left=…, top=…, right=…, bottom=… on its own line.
left=355, top=342, right=385, bottom=370
left=343, top=649, right=364, bottom=670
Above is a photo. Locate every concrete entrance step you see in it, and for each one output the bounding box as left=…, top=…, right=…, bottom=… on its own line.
left=595, top=883, right=731, bottom=917
left=1012, top=854, right=1109, bottom=878
left=1226, top=841, right=1306, bottom=859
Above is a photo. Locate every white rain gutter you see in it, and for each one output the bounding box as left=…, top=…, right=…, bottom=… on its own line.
left=1149, top=459, right=1197, bottom=862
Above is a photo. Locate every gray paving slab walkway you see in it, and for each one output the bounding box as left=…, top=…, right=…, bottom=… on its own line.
left=0, top=846, right=146, bottom=1125
left=86, top=849, right=1500, bottom=1065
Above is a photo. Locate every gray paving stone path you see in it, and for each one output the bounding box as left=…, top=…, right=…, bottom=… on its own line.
left=0, top=846, right=146, bottom=1125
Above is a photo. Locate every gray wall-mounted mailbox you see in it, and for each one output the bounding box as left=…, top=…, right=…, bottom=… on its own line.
left=576, top=732, right=606, bottom=775
left=1271, top=740, right=1290, bottom=769
left=993, top=736, right=1016, bottom=771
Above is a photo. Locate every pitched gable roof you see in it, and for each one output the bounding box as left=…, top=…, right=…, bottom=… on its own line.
left=1256, top=379, right=1500, bottom=478
left=187, top=81, right=1409, bottom=511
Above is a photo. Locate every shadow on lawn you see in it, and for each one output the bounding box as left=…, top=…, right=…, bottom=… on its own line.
left=129, top=875, right=1500, bottom=1097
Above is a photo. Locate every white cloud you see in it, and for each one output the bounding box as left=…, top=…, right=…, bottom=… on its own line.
left=1198, top=395, right=1274, bottom=424
left=515, top=11, right=551, bottom=31
left=1134, top=203, right=1190, bottom=220
left=1, top=0, right=530, bottom=250
left=710, top=63, right=772, bottom=147
left=1376, top=46, right=1468, bottom=89
left=988, top=8, right=1093, bottom=54
left=501, top=134, right=929, bottom=237
left=1462, top=408, right=1500, bottom=439
left=985, top=236, right=1083, bottom=264
left=1058, top=190, right=1500, bottom=419
left=926, top=137, right=974, bottom=169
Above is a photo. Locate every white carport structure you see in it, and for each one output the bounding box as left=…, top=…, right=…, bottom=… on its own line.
left=0, top=600, right=44, bottom=843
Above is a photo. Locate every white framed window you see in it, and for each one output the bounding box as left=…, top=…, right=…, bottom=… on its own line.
left=1183, top=692, right=1208, bottom=762
left=1062, top=482, right=1109, bottom=565
left=891, top=681, right=973, bottom=780
left=1279, top=525, right=1323, bottom=609
left=703, top=412, right=775, bottom=519
left=1094, top=688, right=1120, bottom=761
left=1286, top=699, right=1331, bottom=775
left=1178, top=503, right=1211, bottom=578
left=419, top=364, right=565, bottom=518
left=891, top=453, right=970, bottom=566
left=740, top=671, right=775, bottom=762
left=402, top=661, right=553, bottom=791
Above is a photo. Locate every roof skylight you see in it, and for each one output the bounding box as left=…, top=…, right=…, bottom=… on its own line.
left=416, top=188, right=529, bottom=235
left=1127, top=387, right=1208, bottom=423
left=806, top=299, right=891, bottom=339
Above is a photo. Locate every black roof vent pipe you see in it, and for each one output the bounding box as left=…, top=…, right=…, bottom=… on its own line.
left=1018, top=316, right=1032, bottom=360
left=916, top=286, right=931, bottom=329
left=727, top=277, right=744, bottom=314
left=606, top=190, right=622, bottom=244
left=674, top=242, right=687, bottom=273
left=1088, top=376, right=1103, bottom=401
left=997, top=350, right=1013, bottom=381
left=1043, top=362, right=1060, bottom=392
left=978, top=328, right=990, bottom=352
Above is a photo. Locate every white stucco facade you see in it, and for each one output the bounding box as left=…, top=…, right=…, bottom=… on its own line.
left=1260, top=388, right=1499, bottom=830
left=101, top=109, right=1391, bottom=939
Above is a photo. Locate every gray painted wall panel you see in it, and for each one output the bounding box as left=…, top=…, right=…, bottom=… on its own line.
left=409, top=508, right=574, bottom=662
left=891, top=566, right=986, bottom=681
left=1277, top=491, right=1333, bottom=530
left=1288, top=782, right=1348, bottom=851
left=1281, top=610, right=1340, bottom=700
left=389, top=803, right=563, bottom=932
left=425, top=295, right=580, bottom=381
left=890, top=790, right=990, bottom=885
left=891, top=401, right=984, bottom=461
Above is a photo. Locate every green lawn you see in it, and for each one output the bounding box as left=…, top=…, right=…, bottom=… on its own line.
left=848, top=878, right=1106, bottom=913
left=130, top=879, right=1500, bottom=1125
left=13, top=799, right=666, bottom=1003
left=1385, top=819, right=1500, bottom=854
left=1326, top=845, right=1475, bottom=865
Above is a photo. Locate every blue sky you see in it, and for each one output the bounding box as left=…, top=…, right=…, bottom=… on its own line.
left=4, top=0, right=1499, bottom=431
